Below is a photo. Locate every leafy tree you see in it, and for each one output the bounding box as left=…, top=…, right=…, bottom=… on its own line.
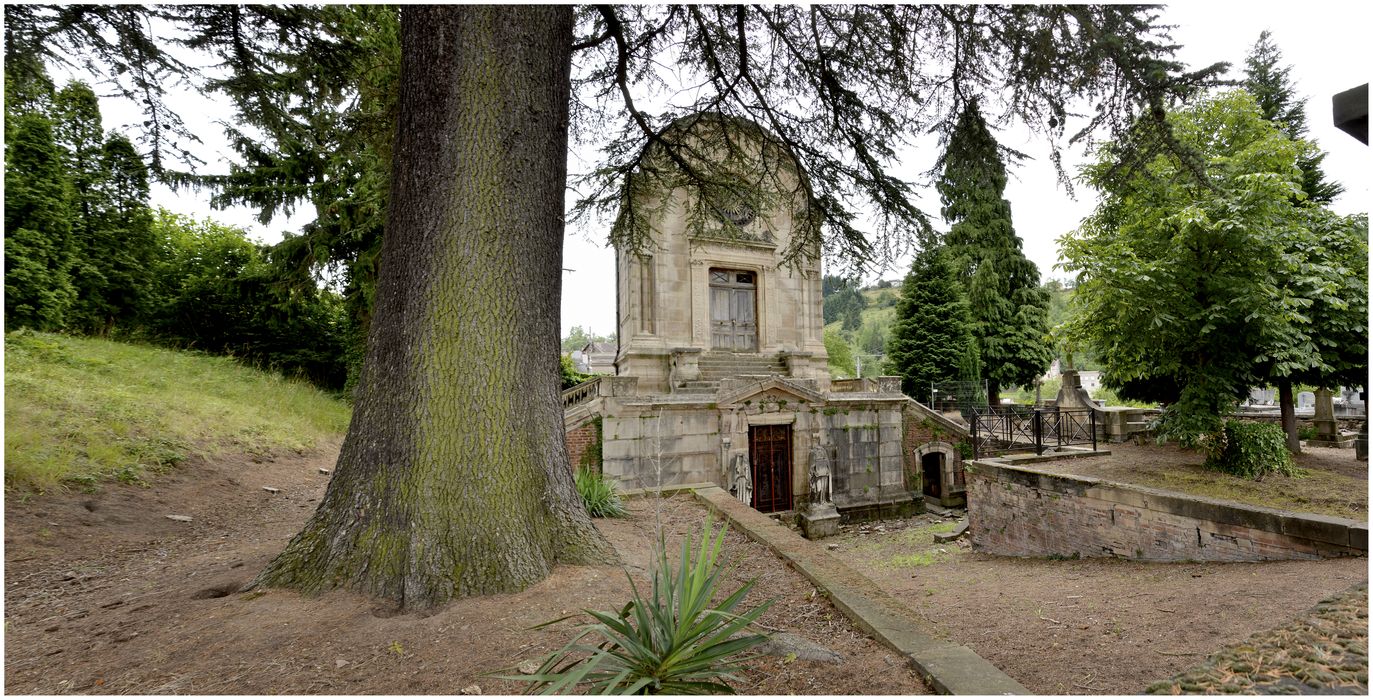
left=1257, top=209, right=1368, bottom=452
left=938, top=99, right=1053, bottom=404
left=1242, top=31, right=1343, bottom=204
left=11, top=4, right=1228, bottom=608
left=561, top=325, right=615, bottom=352
left=1061, top=91, right=1348, bottom=444
left=823, top=328, right=856, bottom=379
left=885, top=243, right=977, bottom=400
left=1241, top=30, right=1358, bottom=451
left=147, top=210, right=349, bottom=389
left=560, top=354, right=592, bottom=390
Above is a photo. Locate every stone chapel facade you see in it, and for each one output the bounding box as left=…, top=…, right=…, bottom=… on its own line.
left=564, top=114, right=971, bottom=529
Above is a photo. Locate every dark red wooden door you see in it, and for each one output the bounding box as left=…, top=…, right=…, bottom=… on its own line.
left=749, top=424, right=792, bottom=512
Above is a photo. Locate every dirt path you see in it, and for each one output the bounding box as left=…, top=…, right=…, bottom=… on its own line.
left=823, top=512, right=1368, bottom=694
left=4, top=447, right=928, bottom=695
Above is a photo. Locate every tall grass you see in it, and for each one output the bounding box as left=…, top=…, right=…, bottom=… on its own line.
left=4, top=330, right=351, bottom=492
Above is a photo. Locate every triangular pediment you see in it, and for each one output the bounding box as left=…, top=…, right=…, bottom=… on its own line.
left=716, top=376, right=826, bottom=407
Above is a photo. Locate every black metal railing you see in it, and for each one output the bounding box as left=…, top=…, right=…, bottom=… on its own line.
left=970, top=406, right=1097, bottom=458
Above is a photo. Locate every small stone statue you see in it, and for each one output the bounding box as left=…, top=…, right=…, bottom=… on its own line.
left=731, top=452, right=752, bottom=505
left=808, top=441, right=832, bottom=506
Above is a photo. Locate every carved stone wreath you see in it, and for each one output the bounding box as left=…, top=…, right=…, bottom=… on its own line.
left=713, top=201, right=756, bottom=227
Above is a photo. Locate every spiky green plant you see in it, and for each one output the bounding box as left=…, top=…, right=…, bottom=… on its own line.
left=575, top=468, right=628, bottom=518
left=504, top=517, right=771, bottom=694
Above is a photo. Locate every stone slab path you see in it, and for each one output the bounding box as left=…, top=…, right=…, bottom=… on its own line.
left=693, top=486, right=1027, bottom=695
left=1146, top=582, right=1368, bottom=695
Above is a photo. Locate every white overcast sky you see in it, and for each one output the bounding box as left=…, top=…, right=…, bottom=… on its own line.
left=61, top=2, right=1371, bottom=338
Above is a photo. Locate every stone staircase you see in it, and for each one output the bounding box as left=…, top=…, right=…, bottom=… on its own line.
left=698, top=352, right=787, bottom=380
left=675, top=352, right=788, bottom=394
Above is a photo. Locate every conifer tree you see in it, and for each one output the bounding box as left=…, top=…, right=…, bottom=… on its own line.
left=1243, top=30, right=1343, bottom=204
left=53, top=81, right=113, bottom=332
left=885, top=241, right=977, bottom=403
left=89, top=134, right=157, bottom=332
left=4, top=112, right=76, bottom=330
left=8, top=3, right=1228, bottom=608
left=938, top=99, right=1052, bottom=405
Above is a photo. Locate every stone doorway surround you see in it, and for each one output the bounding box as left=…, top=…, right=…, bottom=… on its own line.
left=708, top=268, right=759, bottom=352
left=912, top=440, right=965, bottom=508
left=748, top=422, right=792, bottom=512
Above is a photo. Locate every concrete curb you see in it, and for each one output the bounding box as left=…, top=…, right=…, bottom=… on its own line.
left=692, top=486, right=1027, bottom=695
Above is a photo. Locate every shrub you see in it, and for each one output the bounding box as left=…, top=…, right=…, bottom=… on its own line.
left=561, top=354, right=592, bottom=389
left=506, top=518, right=771, bottom=695
left=1297, top=424, right=1316, bottom=441
left=1200, top=420, right=1299, bottom=480
left=575, top=468, right=628, bottom=518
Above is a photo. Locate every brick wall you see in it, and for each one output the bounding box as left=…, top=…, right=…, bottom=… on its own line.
left=565, top=420, right=599, bottom=474
left=967, top=459, right=1367, bottom=562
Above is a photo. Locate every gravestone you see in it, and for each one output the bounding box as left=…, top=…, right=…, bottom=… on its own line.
left=1306, top=388, right=1352, bottom=448
left=1296, top=391, right=1316, bottom=411
left=1340, top=387, right=1365, bottom=414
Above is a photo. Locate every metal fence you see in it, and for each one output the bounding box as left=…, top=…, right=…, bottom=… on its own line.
left=969, top=405, right=1097, bottom=458
left=929, top=379, right=988, bottom=417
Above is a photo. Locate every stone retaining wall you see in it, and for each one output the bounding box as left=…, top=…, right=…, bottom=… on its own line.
left=967, top=459, right=1367, bottom=562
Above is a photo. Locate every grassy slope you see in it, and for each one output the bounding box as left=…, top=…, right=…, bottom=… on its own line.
left=4, top=331, right=351, bottom=493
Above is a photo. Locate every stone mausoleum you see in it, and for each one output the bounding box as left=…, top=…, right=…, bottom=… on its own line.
left=563, top=114, right=970, bottom=534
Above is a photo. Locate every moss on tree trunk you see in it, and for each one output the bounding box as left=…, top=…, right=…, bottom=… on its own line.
left=254, top=5, right=612, bottom=610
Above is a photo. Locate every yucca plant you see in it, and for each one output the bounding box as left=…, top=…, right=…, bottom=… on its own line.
left=503, top=517, right=772, bottom=694
left=575, top=468, right=629, bottom=518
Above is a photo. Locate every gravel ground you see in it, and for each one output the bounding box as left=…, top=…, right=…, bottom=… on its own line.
left=1146, top=583, right=1368, bottom=695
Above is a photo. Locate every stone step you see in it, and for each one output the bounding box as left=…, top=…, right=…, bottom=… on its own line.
left=698, top=361, right=787, bottom=368
left=699, top=358, right=784, bottom=366
left=699, top=369, right=786, bottom=374
left=678, top=380, right=719, bottom=389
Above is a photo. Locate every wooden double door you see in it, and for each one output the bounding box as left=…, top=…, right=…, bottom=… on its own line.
left=710, top=269, right=757, bottom=352
left=749, top=424, right=792, bottom=513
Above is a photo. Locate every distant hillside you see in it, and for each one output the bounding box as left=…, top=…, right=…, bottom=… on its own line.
left=822, top=284, right=902, bottom=378
left=4, top=331, right=351, bottom=493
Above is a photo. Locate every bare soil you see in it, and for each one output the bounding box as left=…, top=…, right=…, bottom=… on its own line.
left=4, top=445, right=929, bottom=695
left=1031, top=442, right=1369, bottom=521
left=823, top=512, right=1368, bottom=695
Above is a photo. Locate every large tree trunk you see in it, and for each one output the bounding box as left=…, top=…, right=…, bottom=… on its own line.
left=1277, top=379, right=1300, bottom=454
left=254, top=5, right=612, bottom=609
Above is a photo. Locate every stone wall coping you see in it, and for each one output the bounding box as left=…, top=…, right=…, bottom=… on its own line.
left=900, top=398, right=971, bottom=439
left=999, top=449, right=1112, bottom=464
left=691, top=486, right=1028, bottom=695
left=968, top=458, right=1369, bottom=551
left=824, top=392, right=907, bottom=404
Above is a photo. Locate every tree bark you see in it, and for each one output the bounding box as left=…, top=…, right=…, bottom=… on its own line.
left=987, top=378, right=1001, bottom=408
left=254, top=5, right=612, bottom=609
left=1278, top=379, right=1300, bottom=454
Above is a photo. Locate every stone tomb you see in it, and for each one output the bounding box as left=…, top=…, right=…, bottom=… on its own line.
left=562, top=114, right=970, bottom=533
